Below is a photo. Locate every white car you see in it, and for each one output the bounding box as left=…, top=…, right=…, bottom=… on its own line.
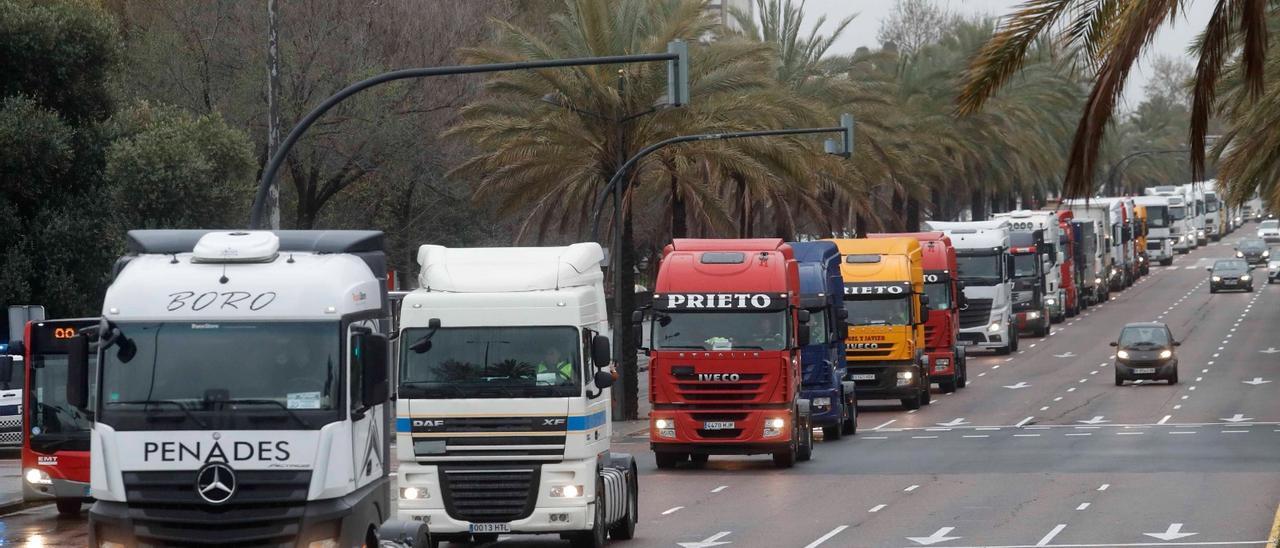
left=1269, top=259, right=1280, bottom=283
left=1258, top=219, right=1280, bottom=243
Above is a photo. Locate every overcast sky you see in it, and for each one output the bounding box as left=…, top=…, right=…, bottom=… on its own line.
left=801, top=0, right=1214, bottom=108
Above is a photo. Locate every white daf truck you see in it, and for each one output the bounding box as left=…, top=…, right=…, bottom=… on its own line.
left=1133, top=195, right=1176, bottom=266
left=993, top=210, right=1065, bottom=323
left=64, top=230, right=426, bottom=547
left=924, top=219, right=1017, bottom=355
left=395, top=243, right=638, bottom=548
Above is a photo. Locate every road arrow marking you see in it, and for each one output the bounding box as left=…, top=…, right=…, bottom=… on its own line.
left=1053, top=352, right=1076, bottom=358
left=936, top=418, right=969, bottom=427
left=1077, top=416, right=1109, bottom=425
left=1003, top=382, right=1030, bottom=389
left=1221, top=414, right=1254, bottom=423
left=907, top=527, right=961, bottom=546
left=1261, top=347, right=1280, bottom=354
left=678, top=531, right=732, bottom=548
left=1143, top=523, right=1197, bottom=541
left=1243, top=377, right=1272, bottom=385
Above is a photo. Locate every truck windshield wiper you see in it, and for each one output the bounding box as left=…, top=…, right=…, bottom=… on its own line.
left=227, top=399, right=311, bottom=428
left=114, top=399, right=208, bottom=428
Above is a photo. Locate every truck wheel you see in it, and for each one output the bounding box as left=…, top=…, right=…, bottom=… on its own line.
left=841, top=409, right=857, bottom=436
left=1161, top=258, right=1173, bottom=266
left=608, top=472, right=638, bottom=540
left=798, top=424, right=813, bottom=462
left=689, top=454, right=709, bottom=466
left=823, top=423, right=842, bottom=441
left=938, top=377, right=956, bottom=394
left=570, top=479, right=608, bottom=548
left=955, top=361, right=967, bottom=389
left=919, top=386, right=932, bottom=406
left=654, top=452, right=683, bottom=470
left=55, top=499, right=81, bottom=516
left=772, top=425, right=798, bottom=468
left=1009, top=328, right=1020, bottom=352
left=901, top=394, right=921, bottom=410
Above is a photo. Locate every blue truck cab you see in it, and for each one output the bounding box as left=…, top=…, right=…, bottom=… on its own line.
left=789, top=241, right=857, bottom=440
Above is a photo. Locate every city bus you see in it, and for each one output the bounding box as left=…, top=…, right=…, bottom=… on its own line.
left=20, top=317, right=97, bottom=515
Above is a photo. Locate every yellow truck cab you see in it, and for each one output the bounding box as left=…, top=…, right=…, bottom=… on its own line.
left=1134, top=205, right=1151, bottom=275
left=829, top=237, right=931, bottom=410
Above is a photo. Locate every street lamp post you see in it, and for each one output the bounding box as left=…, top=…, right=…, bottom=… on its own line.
left=1105, top=149, right=1187, bottom=196
left=591, top=115, right=855, bottom=420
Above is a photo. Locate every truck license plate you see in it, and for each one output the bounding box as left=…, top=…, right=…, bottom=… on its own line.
left=1133, top=367, right=1156, bottom=374
left=470, top=523, right=511, bottom=534
left=850, top=374, right=876, bottom=381
left=703, top=421, right=735, bottom=430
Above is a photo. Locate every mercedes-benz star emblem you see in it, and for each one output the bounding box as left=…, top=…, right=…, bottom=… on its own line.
left=195, top=462, right=237, bottom=505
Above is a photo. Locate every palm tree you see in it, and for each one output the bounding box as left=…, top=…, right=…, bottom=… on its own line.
left=1213, top=33, right=1280, bottom=209
left=957, top=0, right=1271, bottom=199
left=447, top=0, right=800, bottom=417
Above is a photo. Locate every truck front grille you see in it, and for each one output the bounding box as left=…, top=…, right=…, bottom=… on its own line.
left=410, top=416, right=568, bottom=461
left=440, top=466, right=539, bottom=523
left=120, top=470, right=310, bottom=546
left=959, top=298, right=994, bottom=328
left=671, top=372, right=768, bottom=404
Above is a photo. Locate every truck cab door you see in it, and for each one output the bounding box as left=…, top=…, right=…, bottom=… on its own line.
left=349, top=323, right=390, bottom=490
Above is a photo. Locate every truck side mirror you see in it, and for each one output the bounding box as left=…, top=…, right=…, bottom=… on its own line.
left=630, top=310, right=645, bottom=350
left=797, top=309, right=811, bottom=324
left=593, top=370, right=615, bottom=390
left=67, top=334, right=91, bottom=411
left=920, top=307, right=930, bottom=324
left=1108, top=341, right=1118, bottom=347
left=355, top=333, right=390, bottom=410
left=591, top=334, right=611, bottom=368
left=0, top=356, right=12, bottom=384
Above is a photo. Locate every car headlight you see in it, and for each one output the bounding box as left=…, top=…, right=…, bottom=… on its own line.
left=1241, top=274, right=1251, bottom=281
left=988, top=322, right=1002, bottom=333
left=1212, top=276, right=1222, bottom=282
left=1026, top=311, right=1040, bottom=320
left=812, top=397, right=831, bottom=408
left=1116, top=350, right=1129, bottom=359
left=550, top=484, right=584, bottom=498
left=1159, top=349, right=1173, bottom=359
left=400, top=487, right=427, bottom=500
left=1237, top=251, right=1245, bottom=258
left=25, top=468, right=52, bottom=485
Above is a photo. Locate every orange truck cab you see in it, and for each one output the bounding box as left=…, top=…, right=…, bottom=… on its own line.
left=829, top=238, right=932, bottom=409
left=645, top=239, right=814, bottom=468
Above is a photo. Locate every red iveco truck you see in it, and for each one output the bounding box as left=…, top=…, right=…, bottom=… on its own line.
left=869, top=232, right=967, bottom=393
left=644, top=239, right=814, bottom=469
left=1056, top=210, right=1082, bottom=317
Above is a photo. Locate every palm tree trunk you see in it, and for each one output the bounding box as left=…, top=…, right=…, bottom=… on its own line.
left=670, top=174, right=687, bottom=238
left=736, top=175, right=750, bottom=237
left=855, top=213, right=868, bottom=237
left=891, top=191, right=905, bottom=232
left=906, top=197, right=920, bottom=231
left=971, top=188, right=986, bottom=220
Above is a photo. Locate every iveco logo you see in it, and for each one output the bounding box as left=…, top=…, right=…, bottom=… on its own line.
left=195, top=462, right=236, bottom=505
left=542, top=418, right=567, bottom=426
left=847, top=343, right=880, bottom=349
left=697, top=373, right=741, bottom=382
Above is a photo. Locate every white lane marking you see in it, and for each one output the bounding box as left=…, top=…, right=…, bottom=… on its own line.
left=1173, top=404, right=1182, bottom=410
left=1202, top=369, right=1209, bottom=373
left=1243, top=377, right=1272, bottom=385
left=863, top=436, right=888, bottom=439
left=1013, top=433, right=1041, bottom=437
left=978, top=372, right=988, bottom=377
left=1078, top=416, right=1108, bottom=425
left=906, top=527, right=960, bottom=546
left=1158, top=415, right=1172, bottom=425
left=1004, top=382, right=1030, bottom=389
left=963, top=435, right=989, bottom=438
left=1065, top=433, right=1091, bottom=436
left=1067, top=387, right=1077, bottom=392
left=912, top=436, right=939, bottom=439
left=1078, top=378, right=1088, bottom=383
left=904, top=484, right=920, bottom=492
left=1116, top=431, right=1144, bottom=435
left=1054, top=397, right=1063, bottom=401
left=678, top=531, right=732, bottom=548
left=1208, top=360, right=1216, bottom=365
left=1004, top=358, right=1014, bottom=362
left=1222, top=430, right=1250, bottom=433
left=993, top=365, right=1001, bottom=369
left=1075, top=503, right=1090, bottom=510
left=1169, top=431, right=1197, bottom=435
left=803, top=525, right=849, bottom=548
left=872, top=420, right=896, bottom=431
left=1016, top=416, right=1035, bottom=427
left=1097, top=483, right=1109, bottom=491
left=1037, top=524, right=1068, bottom=546
left=1143, top=523, right=1198, bottom=541
left=711, top=485, right=728, bottom=493
left=1182, top=395, right=1190, bottom=400
left=662, top=506, right=684, bottom=515
left=1040, top=406, right=1050, bottom=411
left=1189, top=386, right=1197, bottom=391
left=976, top=427, right=1001, bottom=431
left=869, top=504, right=886, bottom=513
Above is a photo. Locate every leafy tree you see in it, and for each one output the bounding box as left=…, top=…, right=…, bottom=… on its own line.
left=0, top=0, right=117, bottom=122
left=876, top=0, right=957, bottom=55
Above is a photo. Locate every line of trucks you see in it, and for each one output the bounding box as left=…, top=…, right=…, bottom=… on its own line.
left=0, top=182, right=1247, bottom=547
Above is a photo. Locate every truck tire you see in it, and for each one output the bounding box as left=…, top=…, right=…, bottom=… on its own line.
left=920, top=385, right=932, bottom=406
left=901, top=394, right=921, bottom=410
left=689, top=454, right=709, bottom=466
left=955, top=356, right=967, bottom=389
left=570, top=479, right=608, bottom=548
left=654, top=452, right=683, bottom=470
left=608, top=472, right=638, bottom=540
left=841, top=411, right=857, bottom=436
left=773, top=424, right=798, bottom=468
left=938, top=377, right=956, bottom=394
left=1009, top=328, right=1020, bottom=352
left=1160, top=257, right=1173, bottom=266
left=798, top=424, right=813, bottom=462
left=823, top=423, right=842, bottom=441
left=55, top=499, right=81, bottom=516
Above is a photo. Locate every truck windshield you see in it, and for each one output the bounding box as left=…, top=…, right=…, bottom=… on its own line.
left=806, top=309, right=828, bottom=345
left=955, top=254, right=1003, bottom=285
left=1011, top=254, right=1039, bottom=278
left=1168, top=206, right=1186, bottom=221
left=1145, top=206, right=1169, bottom=228
left=101, top=322, right=340, bottom=415
left=653, top=311, right=787, bottom=351
left=29, top=354, right=97, bottom=452
left=399, top=326, right=581, bottom=399
left=1206, top=196, right=1220, bottom=212
left=923, top=283, right=950, bottom=310
left=844, top=296, right=910, bottom=326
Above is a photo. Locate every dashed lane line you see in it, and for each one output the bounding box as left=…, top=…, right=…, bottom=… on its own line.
left=803, top=525, right=849, bottom=548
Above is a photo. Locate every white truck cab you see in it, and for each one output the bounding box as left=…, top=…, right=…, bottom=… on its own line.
left=993, top=210, right=1065, bottom=324
left=1134, top=196, right=1176, bottom=266
left=924, top=219, right=1017, bottom=355
left=69, top=230, right=415, bottom=547
left=395, top=243, right=637, bottom=548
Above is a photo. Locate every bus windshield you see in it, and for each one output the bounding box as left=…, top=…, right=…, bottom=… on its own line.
left=28, top=354, right=97, bottom=452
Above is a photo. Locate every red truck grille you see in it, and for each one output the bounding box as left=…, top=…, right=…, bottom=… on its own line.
left=672, top=373, right=767, bottom=403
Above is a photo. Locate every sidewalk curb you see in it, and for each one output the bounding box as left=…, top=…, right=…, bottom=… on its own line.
left=0, top=496, right=28, bottom=516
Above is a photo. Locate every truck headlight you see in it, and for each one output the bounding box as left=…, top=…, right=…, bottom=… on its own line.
left=763, top=417, right=786, bottom=437
left=550, top=485, right=584, bottom=498
left=812, top=397, right=831, bottom=408
left=1026, top=311, right=1040, bottom=320
left=1116, top=350, right=1129, bottom=360
left=1138, top=256, right=1145, bottom=263
left=1159, top=349, right=1173, bottom=359
left=1264, top=251, right=1270, bottom=257
left=1095, top=277, right=1103, bottom=284
left=25, top=468, right=52, bottom=485
left=896, top=370, right=914, bottom=387
left=988, top=322, right=1002, bottom=333
left=400, top=487, right=427, bottom=500
left=934, top=358, right=950, bottom=372
left=654, top=418, right=676, bottom=438
left=1198, top=229, right=1205, bottom=237
left=1045, top=298, right=1057, bottom=306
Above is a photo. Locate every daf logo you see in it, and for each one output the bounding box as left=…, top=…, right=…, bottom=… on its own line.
left=542, top=418, right=567, bottom=426
left=697, top=373, right=741, bottom=382
left=413, top=419, right=444, bottom=427
left=195, top=462, right=236, bottom=505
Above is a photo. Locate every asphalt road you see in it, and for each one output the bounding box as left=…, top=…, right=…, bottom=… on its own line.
left=1, top=228, right=1277, bottom=547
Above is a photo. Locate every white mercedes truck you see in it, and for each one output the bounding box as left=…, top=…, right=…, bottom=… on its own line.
left=1065, top=199, right=1130, bottom=290
left=993, top=210, right=1065, bottom=324
left=924, top=219, right=1017, bottom=355
left=394, top=243, right=638, bottom=547
left=65, top=230, right=425, bottom=547
left=1133, top=195, right=1176, bottom=266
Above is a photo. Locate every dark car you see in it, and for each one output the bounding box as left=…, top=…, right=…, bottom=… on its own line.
left=1234, top=239, right=1271, bottom=266
left=1208, top=259, right=1255, bottom=293
left=1111, top=322, right=1180, bottom=385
